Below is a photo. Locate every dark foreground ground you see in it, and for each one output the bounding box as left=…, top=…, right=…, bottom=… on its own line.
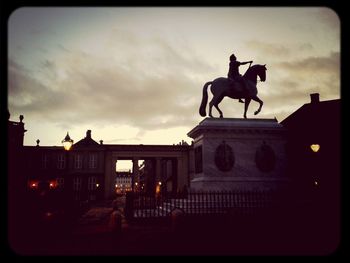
left=7, top=199, right=341, bottom=256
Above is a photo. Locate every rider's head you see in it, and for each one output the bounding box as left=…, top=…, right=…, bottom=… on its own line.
left=230, top=54, right=237, bottom=61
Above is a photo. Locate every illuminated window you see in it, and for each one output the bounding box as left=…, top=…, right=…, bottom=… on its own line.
left=49, top=180, right=57, bottom=189
left=29, top=180, right=39, bottom=189
left=310, top=144, right=320, bottom=153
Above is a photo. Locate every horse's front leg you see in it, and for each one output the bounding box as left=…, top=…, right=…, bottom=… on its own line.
left=252, top=96, right=263, bottom=115
left=243, top=98, right=251, bottom=119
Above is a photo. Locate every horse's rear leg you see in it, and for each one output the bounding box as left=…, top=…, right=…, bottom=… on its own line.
left=252, top=96, right=263, bottom=115
left=209, top=95, right=224, bottom=118
left=209, top=100, right=214, bottom=118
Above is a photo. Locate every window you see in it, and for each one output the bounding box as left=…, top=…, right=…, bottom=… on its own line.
left=42, top=154, right=48, bottom=169
left=57, top=154, right=66, bottom=169
left=89, top=153, right=98, bottom=169
left=74, top=154, right=83, bottom=169
left=73, top=177, right=82, bottom=191
left=88, top=176, right=97, bottom=191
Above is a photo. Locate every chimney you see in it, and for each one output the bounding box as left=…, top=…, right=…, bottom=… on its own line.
left=310, top=93, right=320, bottom=104
left=99, top=140, right=103, bottom=145
left=86, top=130, right=91, bottom=138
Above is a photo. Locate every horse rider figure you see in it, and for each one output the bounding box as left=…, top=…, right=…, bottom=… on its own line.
left=227, top=53, right=253, bottom=103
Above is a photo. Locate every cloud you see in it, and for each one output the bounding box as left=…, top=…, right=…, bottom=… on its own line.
left=8, top=59, right=60, bottom=110
left=8, top=35, right=212, bottom=132
left=277, top=51, right=340, bottom=76
left=250, top=52, right=340, bottom=120
left=8, top=27, right=340, bottom=142
left=246, top=40, right=291, bottom=57
left=245, top=40, right=316, bottom=63
left=276, top=53, right=340, bottom=98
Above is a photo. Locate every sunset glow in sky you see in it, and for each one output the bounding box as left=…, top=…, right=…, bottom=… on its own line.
left=8, top=7, right=340, bottom=146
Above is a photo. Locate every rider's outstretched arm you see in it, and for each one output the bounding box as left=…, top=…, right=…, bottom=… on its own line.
left=240, top=60, right=253, bottom=65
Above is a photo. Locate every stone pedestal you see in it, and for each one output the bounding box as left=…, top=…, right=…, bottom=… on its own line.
left=187, top=118, right=289, bottom=191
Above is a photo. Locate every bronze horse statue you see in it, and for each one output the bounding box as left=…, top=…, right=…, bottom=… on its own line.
left=199, top=64, right=267, bottom=119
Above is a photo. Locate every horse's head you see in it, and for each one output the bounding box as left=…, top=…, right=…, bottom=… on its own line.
left=258, top=64, right=267, bottom=82
left=244, top=64, right=267, bottom=83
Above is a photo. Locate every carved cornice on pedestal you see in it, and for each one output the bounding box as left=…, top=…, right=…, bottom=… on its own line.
left=187, top=118, right=285, bottom=139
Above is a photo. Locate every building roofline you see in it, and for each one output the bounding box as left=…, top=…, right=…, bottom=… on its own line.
left=280, top=97, right=340, bottom=125
left=23, top=143, right=191, bottom=151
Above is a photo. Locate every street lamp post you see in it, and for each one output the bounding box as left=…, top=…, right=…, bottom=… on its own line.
left=61, top=132, right=73, bottom=201
left=62, top=132, right=74, bottom=151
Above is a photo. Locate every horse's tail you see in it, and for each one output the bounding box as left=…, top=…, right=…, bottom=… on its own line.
left=199, top=81, right=212, bottom=117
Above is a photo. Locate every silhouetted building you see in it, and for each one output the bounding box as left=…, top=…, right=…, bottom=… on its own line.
left=23, top=130, right=105, bottom=202
left=8, top=113, right=27, bottom=191
left=281, top=93, right=340, bottom=208
left=281, top=93, right=341, bottom=252
left=8, top=113, right=27, bottom=249
left=8, top=113, right=27, bottom=186
left=12, top=124, right=190, bottom=203
left=8, top=113, right=26, bottom=149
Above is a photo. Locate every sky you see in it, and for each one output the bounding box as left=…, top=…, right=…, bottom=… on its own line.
left=8, top=7, right=340, bottom=147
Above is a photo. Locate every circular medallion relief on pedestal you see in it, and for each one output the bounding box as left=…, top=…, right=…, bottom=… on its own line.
left=255, top=141, right=276, bottom=172
left=214, top=141, right=235, bottom=172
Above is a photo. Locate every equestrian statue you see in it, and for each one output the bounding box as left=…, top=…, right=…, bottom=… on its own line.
left=199, top=53, right=267, bottom=119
